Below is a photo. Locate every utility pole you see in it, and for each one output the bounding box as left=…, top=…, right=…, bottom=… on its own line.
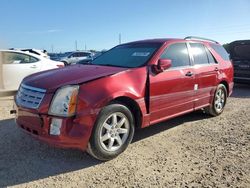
left=51, top=45, right=54, bottom=53
left=75, top=40, right=78, bottom=51
left=85, top=44, right=87, bottom=51
left=119, top=33, right=121, bottom=44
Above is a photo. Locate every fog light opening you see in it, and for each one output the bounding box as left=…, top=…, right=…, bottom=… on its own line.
left=50, top=118, right=62, bottom=136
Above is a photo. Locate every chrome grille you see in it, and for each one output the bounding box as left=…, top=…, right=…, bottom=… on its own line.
left=16, top=84, right=46, bottom=109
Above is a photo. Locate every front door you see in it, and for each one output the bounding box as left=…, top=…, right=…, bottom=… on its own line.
left=150, top=42, right=195, bottom=124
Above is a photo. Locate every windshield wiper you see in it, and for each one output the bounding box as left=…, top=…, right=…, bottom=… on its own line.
left=95, top=64, right=129, bottom=68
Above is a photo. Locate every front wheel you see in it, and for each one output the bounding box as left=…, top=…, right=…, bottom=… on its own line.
left=62, top=61, right=69, bottom=66
left=87, top=103, right=135, bottom=161
left=205, top=84, right=227, bottom=116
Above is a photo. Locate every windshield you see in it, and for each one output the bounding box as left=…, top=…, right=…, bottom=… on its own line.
left=91, top=43, right=161, bottom=68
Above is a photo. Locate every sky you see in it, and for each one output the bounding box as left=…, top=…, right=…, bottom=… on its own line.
left=0, top=0, right=250, bottom=52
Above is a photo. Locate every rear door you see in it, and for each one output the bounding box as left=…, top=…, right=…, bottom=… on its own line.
left=149, top=42, right=196, bottom=124
left=188, top=43, right=219, bottom=109
left=3, top=52, right=41, bottom=91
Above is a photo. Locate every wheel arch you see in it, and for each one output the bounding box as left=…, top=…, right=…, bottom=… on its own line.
left=219, top=80, right=229, bottom=96
left=109, top=96, right=143, bottom=129
left=61, top=60, right=69, bottom=66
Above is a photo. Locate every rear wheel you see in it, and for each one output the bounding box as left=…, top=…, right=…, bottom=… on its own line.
left=205, top=84, right=227, bottom=116
left=87, top=103, right=135, bottom=161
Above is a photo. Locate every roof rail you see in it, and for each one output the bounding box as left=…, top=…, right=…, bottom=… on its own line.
left=184, top=36, right=219, bottom=44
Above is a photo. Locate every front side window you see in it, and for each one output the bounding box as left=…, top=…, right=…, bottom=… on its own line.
left=79, top=52, right=91, bottom=57
left=91, top=43, right=161, bottom=68
left=3, top=52, right=38, bottom=64
left=72, top=53, right=78, bottom=58
left=189, top=43, right=209, bottom=65
left=160, top=43, right=190, bottom=68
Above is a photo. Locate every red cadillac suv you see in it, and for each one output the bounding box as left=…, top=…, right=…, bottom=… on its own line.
left=14, top=36, right=234, bottom=161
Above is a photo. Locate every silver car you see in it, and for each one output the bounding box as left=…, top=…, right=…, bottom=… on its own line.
left=58, top=51, right=93, bottom=66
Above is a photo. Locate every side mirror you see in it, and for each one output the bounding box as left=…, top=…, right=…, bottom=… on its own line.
left=152, top=59, right=172, bottom=73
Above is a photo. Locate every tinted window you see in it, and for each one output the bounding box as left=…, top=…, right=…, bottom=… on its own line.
left=232, top=44, right=250, bottom=60
left=161, top=43, right=190, bottom=67
left=3, top=52, right=38, bottom=64
left=190, top=43, right=209, bottom=65
left=210, top=44, right=230, bottom=61
left=79, top=52, right=91, bottom=57
left=91, top=43, right=161, bottom=68
left=72, top=53, right=78, bottom=57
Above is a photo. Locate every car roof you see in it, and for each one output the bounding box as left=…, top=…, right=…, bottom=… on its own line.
left=69, top=51, right=92, bottom=53
left=0, top=49, right=42, bottom=59
left=122, top=38, right=219, bottom=46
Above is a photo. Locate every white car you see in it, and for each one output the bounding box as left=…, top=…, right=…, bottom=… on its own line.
left=0, top=50, right=64, bottom=92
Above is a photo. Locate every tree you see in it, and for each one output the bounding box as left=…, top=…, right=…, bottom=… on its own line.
left=223, top=43, right=230, bottom=53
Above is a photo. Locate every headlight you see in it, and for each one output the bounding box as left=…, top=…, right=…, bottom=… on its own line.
left=49, top=85, right=79, bottom=117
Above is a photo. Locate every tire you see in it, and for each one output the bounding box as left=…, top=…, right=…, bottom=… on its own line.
left=62, top=61, right=69, bottom=66
left=87, top=103, right=135, bottom=161
left=205, top=84, right=227, bottom=116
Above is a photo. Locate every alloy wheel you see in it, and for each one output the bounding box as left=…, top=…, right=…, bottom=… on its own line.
left=214, top=88, right=226, bottom=113
left=99, top=112, right=130, bottom=152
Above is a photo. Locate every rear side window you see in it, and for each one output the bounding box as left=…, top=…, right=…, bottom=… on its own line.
left=161, top=43, right=190, bottom=67
left=210, top=44, right=230, bottom=61
left=189, top=43, right=209, bottom=65
left=205, top=48, right=216, bottom=64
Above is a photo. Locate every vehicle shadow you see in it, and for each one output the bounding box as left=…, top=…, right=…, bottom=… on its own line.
left=133, top=110, right=210, bottom=143
left=0, top=110, right=209, bottom=187
left=231, top=83, right=250, bottom=98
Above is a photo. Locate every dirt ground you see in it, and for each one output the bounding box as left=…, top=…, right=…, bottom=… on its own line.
left=0, top=84, right=249, bottom=187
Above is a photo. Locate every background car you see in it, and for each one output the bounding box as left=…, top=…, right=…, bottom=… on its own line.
left=0, top=50, right=64, bottom=92
left=54, top=51, right=93, bottom=66
left=76, top=51, right=105, bottom=65
left=227, top=40, right=250, bottom=83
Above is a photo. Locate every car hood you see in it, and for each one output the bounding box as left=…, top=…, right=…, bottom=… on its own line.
left=22, top=64, right=128, bottom=93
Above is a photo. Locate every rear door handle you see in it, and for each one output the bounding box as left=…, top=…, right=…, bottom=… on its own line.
left=185, top=71, right=194, bottom=77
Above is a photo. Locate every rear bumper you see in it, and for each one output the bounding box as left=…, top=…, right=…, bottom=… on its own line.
left=15, top=106, right=93, bottom=151
left=234, top=77, right=250, bottom=83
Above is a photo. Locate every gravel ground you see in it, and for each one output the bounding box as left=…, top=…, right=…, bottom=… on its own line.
left=0, top=84, right=249, bottom=187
